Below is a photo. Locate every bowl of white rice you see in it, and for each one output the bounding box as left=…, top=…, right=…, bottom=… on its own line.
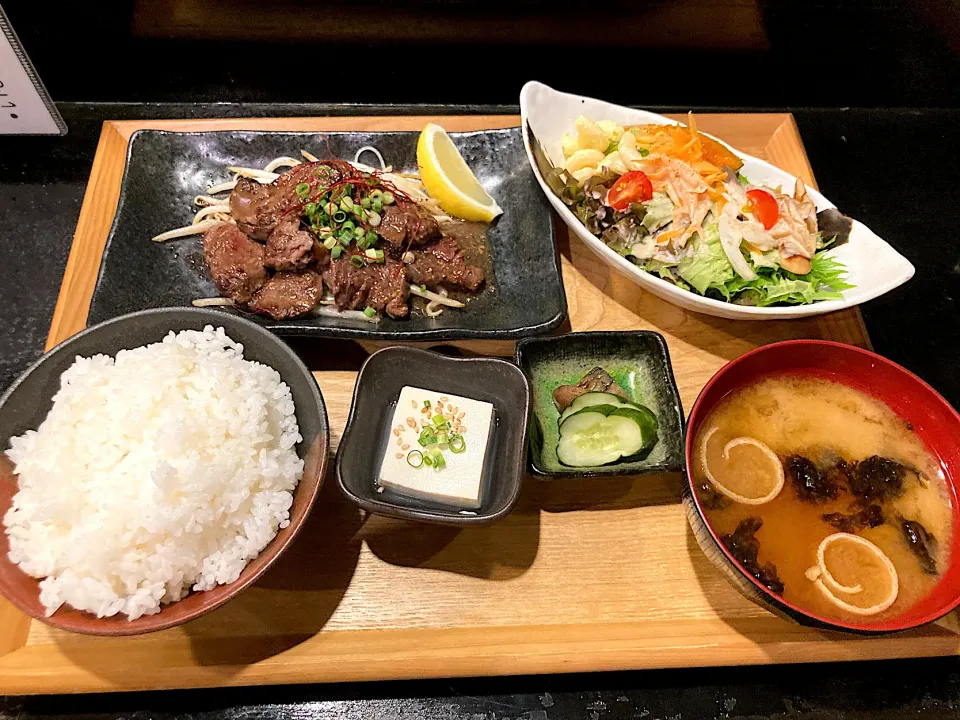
left=0, top=308, right=328, bottom=635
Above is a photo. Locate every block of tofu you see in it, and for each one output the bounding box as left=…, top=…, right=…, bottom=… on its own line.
left=378, top=386, right=495, bottom=509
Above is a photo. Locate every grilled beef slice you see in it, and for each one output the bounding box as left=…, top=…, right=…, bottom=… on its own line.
left=202, top=222, right=267, bottom=304
left=264, top=215, right=315, bottom=271
left=249, top=270, right=322, bottom=320
left=404, top=237, right=484, bottom=291
left=322, top=257, right=409, bottom=319
left=378, top=201, right=442, bottom=249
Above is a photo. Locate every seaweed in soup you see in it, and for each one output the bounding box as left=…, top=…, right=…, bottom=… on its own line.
left=785, top=455, right=842, bottom=503
left=720, top=517, right=785, bottom=594
left=901, top=518, right=938, bottom=575
left=849, top=456, right=907, bottom=503
left=697, top=481, right=730, bottom=511
left=822, top=504, right=885, bottom=533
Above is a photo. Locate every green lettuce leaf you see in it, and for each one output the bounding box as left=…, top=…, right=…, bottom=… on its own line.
left=677, top=224, right=735, bottom=295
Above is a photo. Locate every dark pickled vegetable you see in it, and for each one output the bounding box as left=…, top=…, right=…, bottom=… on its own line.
left=720, top=517, right=784, bottom=594
left=849, top=456, right=907, bottom=502
left=785, top=455, right=841, bottom=503
left=822, top=504, right=885, bottom=533
left=901, top=518, right=938, bottom=575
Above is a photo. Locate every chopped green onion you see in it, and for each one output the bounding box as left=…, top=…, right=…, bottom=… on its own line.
left=354, top=226, right=367, bottom=240
left=331, top=245, right=343, bottom=260
left=296, top=182, right=311, bottom=200
left=370, top=189, right=383, bottom=200
left=341, top=219, right=355, bottom=231
left=304, top=202, right=318, bottom=215
left=333, top=211, right=347, bottom=223
left=361, top=197, right=372, bottom=209
left=322, top=236, right=337, bottom=250
left=368, top=211, right=382, bottom=227
left=436, top=432, right=449, bottom=445
left=432, top=414, right=448, bottom=428
left=325, top=202, right=338, bottom=215
left=363, top=306, right=377, bottom=318
left=341, top=196, right=354, bottom=210
left=420, top=285, right=427, bottom=292
left=418, top=427, right=438, bottom=446
left=382, top=191, right=395, bottom=205
left=429, top=449, right=446, bottom=469
left=449, top=435, right=466, bottom=453
left=339, top=234, right=352, bottom=247
left=423, top=400, right=431, bottom=408
left=372, top=198, right=383, bottom=213
left=350, top=254, right=366, bottom=269
left=365, top=248, right=385, bottom=261
left=365, top=231, right=378, bottom=246
left=423, top=453, right=433, bottom=467
left=406, top=450, right=423, bottom=468
left=356, top=235, right=368, bottom=251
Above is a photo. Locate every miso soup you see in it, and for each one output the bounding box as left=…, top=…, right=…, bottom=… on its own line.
left=693, top=374, right=952, bottom=625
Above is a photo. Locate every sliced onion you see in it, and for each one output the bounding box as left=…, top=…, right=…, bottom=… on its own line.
left=718, top=211, right=758, bottom=281
left=353, top=145, right=386, bottom=170
left=805, top=533, right=899, bottom=616
left=700, top=427, right=784, bottom=505
left=300, top=149, right=319, bottom=162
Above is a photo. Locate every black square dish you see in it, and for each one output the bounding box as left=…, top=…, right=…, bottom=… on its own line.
left=336, top=347, right=530, bottom=525
left=515, top=331, right=685, bottom=478
left=88, top=128, right=566, bottom=341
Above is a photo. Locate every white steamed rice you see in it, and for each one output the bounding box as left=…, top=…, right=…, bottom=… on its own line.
left=3, top=326, right=303, bottom=620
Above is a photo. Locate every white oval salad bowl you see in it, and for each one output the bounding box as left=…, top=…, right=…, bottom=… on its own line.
left=520, top=81, right=914, bottom=321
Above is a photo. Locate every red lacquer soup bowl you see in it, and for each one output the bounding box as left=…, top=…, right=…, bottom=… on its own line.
left=683, top=340, right=960, bottom=634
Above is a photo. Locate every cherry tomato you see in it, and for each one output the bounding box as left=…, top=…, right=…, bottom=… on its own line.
left=746, top=189, right=779, bottom=230
left=607, top=171, right=653, bottom=211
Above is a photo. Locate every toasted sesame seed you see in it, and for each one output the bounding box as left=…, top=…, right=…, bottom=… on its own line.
left=396, top=437, right=403, bottom=446
left=440, top=396, right=449, bottom=402
left=392, top=429, right=400, bottom=437
left=407, top=418, right=417, bottom=428
left=457, top=412, right=465, bottom=420
left=401, top=443, right=410, bottom=451
left=396, top=453, right=404, bottom=459
left=411, top=399, right=417, bottom=408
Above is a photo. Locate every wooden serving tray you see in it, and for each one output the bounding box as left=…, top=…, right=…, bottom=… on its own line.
left=2, top=114, right=956, bottom=695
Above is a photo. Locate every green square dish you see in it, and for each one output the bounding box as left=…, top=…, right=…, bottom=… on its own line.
left=515, top=331, right=685, bottom=477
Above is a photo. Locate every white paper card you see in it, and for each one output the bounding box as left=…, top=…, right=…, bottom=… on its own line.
left=0, top=8, right=65, bottom=135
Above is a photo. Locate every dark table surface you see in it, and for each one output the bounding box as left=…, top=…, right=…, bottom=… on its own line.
left=1, top=103, right=959, bottom=718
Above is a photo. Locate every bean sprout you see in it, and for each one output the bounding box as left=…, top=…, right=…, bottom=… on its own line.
left=263, top=156, right=302, bottom=173
left=409, top=285, right=464, bottom=308
left=312, top=306, right=380, bottom=323
left=152, top=219, right=222, bottom=242
left=226, top=166, right=279, bottom=181
left=192, top=297, right=235, bottom=307
left=192, top=205, right=231, bottom=224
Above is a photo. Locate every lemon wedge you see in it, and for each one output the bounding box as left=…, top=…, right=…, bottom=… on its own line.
left=417, top=124, right=503, bottom=222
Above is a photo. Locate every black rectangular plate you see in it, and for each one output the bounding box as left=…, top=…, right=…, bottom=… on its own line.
left=88, top=128, right=567, bottom=340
